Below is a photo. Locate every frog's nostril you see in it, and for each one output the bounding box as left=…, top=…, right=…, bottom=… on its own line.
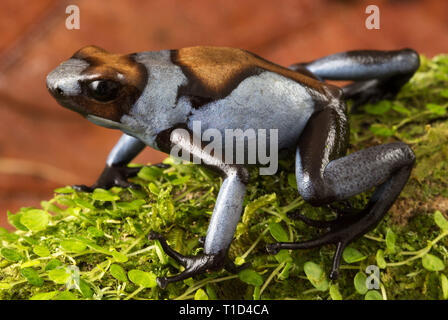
left=55, top=87, right=64, bottom=95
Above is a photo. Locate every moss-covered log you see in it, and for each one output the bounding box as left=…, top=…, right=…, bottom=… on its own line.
left=1, top=54, right=448, bottom=300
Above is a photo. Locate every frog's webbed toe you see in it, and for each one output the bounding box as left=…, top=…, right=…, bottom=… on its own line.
left=72, top=165, right=142, bottom=192
left=287, top=211, right=336, bottom=229
left=287, top=201, right=362, bottom=230
left=327, top=200, right=363, bottom=217
left=268, top=201, right=389, bottom=279
left=74, top=163, right=172, bottom=192
left=267, top=212, right=360, bottom=280
left=148, top=232, right=248, bottom=289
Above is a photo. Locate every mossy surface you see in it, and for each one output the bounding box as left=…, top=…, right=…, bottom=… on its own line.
left=1, top=54, right=448, bottom=300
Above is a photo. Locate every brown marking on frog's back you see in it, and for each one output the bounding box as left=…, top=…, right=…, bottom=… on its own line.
left=70, top=45, right=147, bottom=122
left=171, top=46, right=337, bottom=107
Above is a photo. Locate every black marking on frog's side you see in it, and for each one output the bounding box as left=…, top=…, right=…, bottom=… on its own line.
left=155, top=123, right=189, bottom=154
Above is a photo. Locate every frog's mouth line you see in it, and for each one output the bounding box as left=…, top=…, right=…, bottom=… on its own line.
left=52, top=92, right=122, bottom=129
left=47, top=89, right=87, bottom=117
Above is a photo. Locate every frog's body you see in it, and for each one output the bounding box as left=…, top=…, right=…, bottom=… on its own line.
left=47, top=45, right=419, bottom=288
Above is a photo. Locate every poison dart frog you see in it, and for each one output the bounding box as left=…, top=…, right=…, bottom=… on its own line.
left=46, top=45, right=419, bottom=288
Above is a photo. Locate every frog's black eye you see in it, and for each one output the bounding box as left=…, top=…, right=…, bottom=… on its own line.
left=86, top=80, right=121, bottom=102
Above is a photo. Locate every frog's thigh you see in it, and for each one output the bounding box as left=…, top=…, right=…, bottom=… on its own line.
left=295, top=106, right=415, bottom=206
left=292, top=49, right=419, bottom=81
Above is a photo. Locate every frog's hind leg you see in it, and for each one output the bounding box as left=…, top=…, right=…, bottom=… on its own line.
left=266, top=103, right=415, bottom=279
left=289, top=49, right=420, bottom=109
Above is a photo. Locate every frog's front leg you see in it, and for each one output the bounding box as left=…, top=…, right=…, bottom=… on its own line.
left=148, top=129, right=249, bottom=289
left=74, top=133, right=146, bottom=191
left=266, top=103, right=415, bottom=279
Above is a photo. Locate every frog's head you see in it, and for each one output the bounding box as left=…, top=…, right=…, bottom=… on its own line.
left=46, top=45, right=147, bottom=128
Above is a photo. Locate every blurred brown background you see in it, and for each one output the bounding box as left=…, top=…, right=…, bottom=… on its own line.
left=0, top=0, right=447, bottom=229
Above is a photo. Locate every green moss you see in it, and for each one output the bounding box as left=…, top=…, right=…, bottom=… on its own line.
left=1, top=54, right=448, bottom=300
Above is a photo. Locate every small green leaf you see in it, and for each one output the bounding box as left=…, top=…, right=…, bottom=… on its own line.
left=440, top=273, right=448, bottom=300
left=422, top=253, right=445, bottom=271
left=194, top=288, right=209, bottom=300
left=41, top=201, right=63, bottom=214
left=60, top=240, right=87, bottom=253
left=30, top=291, right=59, bottom=300
left=0, top=228, right=19, bottom=242
left=0, top=283, right=11, bottom=289
left=54, top=186, right=75, bottom=194
left=365, top=290, right=383, bottom=300
left=329, top=283, right=342, bottom=300
left=365, top=101, right=391, bottom=115
left=434, top=211, right=448, bottom=231
left=303, top=261, right=328, bottom=291
left=23, top=236, right=39, bottom=245
left=54, top=291, right=78, bottom=300
left=92, top=188, right=120, bottom=201
left=354, top=272, right=368, bottom=294
left=110, top=264, right=128, bottom=282
left=238, top=269, right=263, bottom=287
left=287, top=174, right=296, bottom=189
left=74, top=199, right=95, bottom=210
left=33, top=245, right=50, bottom=257
left=128, top=269, right=157, bottom=288
left=235, top=257, right=245, bottom=266
left=148, top=183, right=160, bottom=195
left=278, top=262, right=292, bottom=280
left=48, top=268, right=70, bottom=284
left=45, top=259, right=62, bottom=271
left=87, top=226, right=104, bottom=238
left=0, top=227, right=7, bottom=236
left=392, top=103, right=411, bottom=115
left=153, top=240, right=168, bottom=265
left=21, top=260, right=41, bottom=268
left=205, top=284, right=217, bottom=300
left=440, top=89, right=448, bottom=98
left=376, top=249, right=387, bottom=269
left=79, top=279, right=93, bottom=298
left=21, top=268, right=44, bottom=287
left=426, top=103, right=446, bottom=116
left=253, top=285, right=261, bottom=300
left=116, top=199, right=146, bottom=211
left=343, top=247, right=366, bottom=264
left=111, top=250, right=128, bottom=263
left=386, top=229, right=397, bottom=253
left=7, top=211, right=28, bottom=231
left=274, top=249, right=293, bottom=264
left=268, top=222, right=289, bottom=242
left=20, top=209, right=49, bottom=232
left=0, top=248, right=23, bottom=262
left=137, top=166, right=162, bottom=181
left=369, top=124, right=395, bottom=137
left=171, top=175, right=191, bottom=185
left=242, top=194, right=276, bottom=225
